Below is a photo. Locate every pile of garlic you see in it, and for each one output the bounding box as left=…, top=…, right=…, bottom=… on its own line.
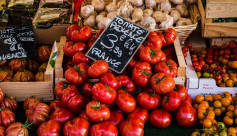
left=80, top=0, right=194, bottom=30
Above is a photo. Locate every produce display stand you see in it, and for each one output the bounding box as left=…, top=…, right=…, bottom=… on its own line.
left=210, top=37, right=237, bottom=47
left=55, top=36, right=186, bottom=85
left=198, top=0, right=237, bottom=37
left=0, top=46, right=56, bottom=102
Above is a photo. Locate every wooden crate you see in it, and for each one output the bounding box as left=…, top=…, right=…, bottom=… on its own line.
left=198, top=0, right=237, bottom=37
left=55, top=36, right=186, bottom=85
left=0, top=44, right=56, bottom=102
left=210, top=37, right=237, bottom=47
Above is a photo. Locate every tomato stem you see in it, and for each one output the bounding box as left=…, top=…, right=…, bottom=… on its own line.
left=30, top=96, right=35, bottom=99
left=61, top=83, right=69, bottom=89
left=91, top=102, right=104, bottom=110
left=154, top=75, right=167, bottom=84
left=5, top=94, right=12, bottom=100
left=22, top=120, right=33, bottom=129
left=147, top=91, right=155, bottom=97
left=149, top=49, right=158, bottom=59
left=105, top=85, right=114, bottom=92
left=141, top=69, right=152, bottom=75
left=74, top=65, right=84, bottom=75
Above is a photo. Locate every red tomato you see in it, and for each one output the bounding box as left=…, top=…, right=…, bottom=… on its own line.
left=88, top=60, right=109, bottom=78
left=230, top=54, right=236, bottom=60
left=79, top=110, right=94, bottom=125
left=132, top=62, right=152, bottom=87
left=63, top=61, right=74, bottom=73
left=36, top=46, right=52, bottom=62
left=229, top=40, right=236, bottom=49
left=115, top=90, right=136, bottom=113
left=144, top=32, right=162, bottom=49
left=49, top=108, right=75, bottom=126
left=150, top=109, right=172, bottom=129
left=126, top=57, right=141, bottom=71
left=63, top=41, right=87, bottom=57
left=108, top=111, right=124, bottom=127
left=0, top=108, right=15, bottom=128
left=119, top=117, right=144, bottom=136
left=176, top=102, right=197, bottom=127
left=156, top=28, right=177, bottom=46
left=90, top=121, right=118, bottom=136
left=199, top=60, right=205, bottom=67
left=8, top=58, right=27, bottom=73
left=0, top=126, right=5, bottom=136
left=220, top=50, right=225, bottom=56
left=139, top=46, right=163, bottom=65
left=1, top=94, right=17, bottom=112
left=224, top=54, right=230, bottom=59
left=0, top=66, right=12, bottom=82
left=162, top=91, right=181, bottom=111
left=71, top=26, right=92, bottom=42
left=194, top=65, right=202, bottom=72
left=82, top=82, right=93, bottom=97
left=182, top=46, right=188, bottom=53
left=173, top=84, right=188, bottom=102
left=127, top=107, right=149, bottom=124
left=99, top=73, right=118, bottom=90
left=137, top=91, right=161, bottom=110
left=183, top=94, right=193, bottom=105
left=154, top=59, right=178, bottom=78
left=150, top=73, right=175, bottom=95
left=221, top=44, right=227, bottom=50
left=214, top=73, right=222, bottom=81
left=116, top=75, right=136, bottom=94
left=212, top=45, right=218, bottom=50
left=92, top=83, right=117, bottom=104
left=66, top=24, right=81, bottom=41
left=225, top=49, right=231, bottom=55
left=37, top=120, right=61, bottom=136
left=63, top=117, right=90, bottom=136
left=49, top=100, right=63, bottom=114
left=183, top=52, right=187, bottom=58
left=61, top=90, right=86, bottom=113
left=192, top=61, right=199, bottom=67
left=186, top=41, right=192, bottom=48
left=86, top=101, right=110, bottom=122
left=92, top=96, right=115, bottom=109
left=54, top=81, right=78, bottom=99
left=6, top=122, right=29, bottom=136
left=0, top=87, right=4, bottom=104
left=87, top=35, right=96, bottom=49
left=65, top=63, right=89, bottom=85
left=72, top=52, right=91, bottom=65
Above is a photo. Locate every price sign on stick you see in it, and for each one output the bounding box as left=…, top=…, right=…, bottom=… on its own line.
left=0, top=25, right=37, bottom=60
left=86, top=15, right=150, bottom=73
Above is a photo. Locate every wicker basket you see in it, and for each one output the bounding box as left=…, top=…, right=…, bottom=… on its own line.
left=79, top=0, right=198, bottom=43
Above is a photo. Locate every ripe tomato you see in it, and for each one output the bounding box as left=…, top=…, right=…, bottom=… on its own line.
left=126, top=57, right=141, bottom=71
left=6, top=122, right=30, bottom=136
left=49, top=108, right=75, bottom=126
left=115, top=90, right=136, bottom=113
left=63, top=117, right=90, bottom=136
left=63, top=41, right=87, bottom=58
left=61, top=90, right=86, bottom=113
left=192, top=61, right=199, bottom=67
left=90, top=121, right=118, bottom=136
left=8, top=58, right=27, bottom=73
left=82, top=82, right=93, bottom=97
left=162, top=91, right=181, bottom=112
left=49, top=100, right=63, bottom=114
left=0, top=108, right=15, bottom=128
left=156, top=28, right=176, bottom=46
left=108, top=111, right=124, bottom=127
left=1, top=94, right=17, bottom=112
left=86, top=101, right=110, bottom=122
left=137, top=91, right=161, bottom=110
left=223, top=116, right=233, bottom=126
left=173, top=84, right=188, bottom=101
left=183, top=52, right=187, bottom=58
left=116, top=75, right=136, bottom=94
left=154, top=59, right=178, bottom=78
left=65, top=63, right=89, bottom=85
left=139, top=46, right=163, bottom=65
left=150, top=109, right=172, bottom=129
left=88, top=60, right=109, bottom=78
left=37, top=120, right=61, bottom=136
left=66, top=24, right=81, bottom=41
left=71, top=26, right=92, bottom=42
left=72, top=52, right=91, bottom=65
left=144, top=32, right=162, bottom=49
left=182, top=46, right=188, bottom=53
left=176, top=102, right=197, bottom=127
left=195, top=94, right=204, bottom=104
left=54, top=81, right=78, bottom=99
left=132, top=62, right=152, bottom=87
left=150, top=73, right=175, bottom=95
left=119, top=117, right=144, bottom=136
left=194, top=65, right=202, bottom=72
left=98, top=73, right=118, bottom=91
left=183, top=94, right=193, bottom=105
left=92, top=83, right=117, bottom=104
left=203, top=119, right=212, bottom=128
left=36, top=46, right=52, bottom=62
left=186, top=41, right=192, bottom=48
left=127, top=107, right=149, bottom=124
left=23, top=96, right=41, bottom=111
left=206, top=58, right=214, bottom=65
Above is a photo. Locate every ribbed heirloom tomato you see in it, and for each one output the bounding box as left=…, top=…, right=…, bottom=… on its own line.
left=66, top=24, right=81, bottom=41
left=132, top=62, right=152, bottom=87
left=99, top=73, right=118, bottom=91
left=162, top=91, right=181, bottom=112
left=86, top=101, right=110, bottom=122
left=8, top=58, right=27, bottom=72
left=127, top=107, right=149, bottom=124
left=143, top=32, right=162, bottom=49
left=90, top=121, right=118, bottom=136
left=137, top=90, right=161, bottom=110
left=49, top=100, right=63, bottom=114
left=119, top=117, right=144, bottom=136
left=139, top=46, right=164, bottom=65
left=150, top=73, right=175, bottom=95
left=23, top=96, right=41, bottom=110
left=0, top=108, right=15, bottom=128
left=49, top=108, right=75, bottom=126
left=150, top=109, right=172, bottom=129
left=37, top=120, right=61, bottom=136
left=63, top=117, right=90, bottom=136
left=116, top=75, right=136, bottom=94
left=0, top=66, right=12, bottom=82
left=82, top=82, right=93, bottom=97
left=6, top=122, right=31, bottom=136
left=70, top=26, right=92, bottom=42
left=88, top=60, right=109, bottom=78
left=108, top=111, right=124, bottom=127
left=173, top=84, right=188, bottom=101
left=36, top=46, right=52, bottom=62
left=72, top=52, right=91, bottom=65
left=63, top=41, right=88, bottom=58
left=115, top=89, right=136, bottom=113
left=54, top=81, right=78, bottom=99
left=156, top=28, right=177, bottom=46
left=154, top=59, right=178, bottom=78
left=1, top=94, right=17, bottom=111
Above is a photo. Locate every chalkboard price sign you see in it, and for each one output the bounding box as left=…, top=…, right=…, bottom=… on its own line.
left=86, top=15, right=150, bottom=73
left=0, top=25, right=37, bottom=61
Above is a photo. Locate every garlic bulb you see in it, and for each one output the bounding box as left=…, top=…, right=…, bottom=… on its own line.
left=152, top=11, right=168, bottom=22
left=143, top=8, right=154, bottom=17
left=119, top=1, right=134, bottom=18
left=98, top=18, right=112, bottom=29
left=141, top=16, right=156, bottom=29
left=81, top=5, right=94, bottom=18
left=186, top=0, right=196, bottom=4
left=158, top=0, right=171, bottom=12
left=92, top=0, right=105, bottom=12
left=96, top=12, right=107, bottom=23
left=176, top=3, right=189, bottom=18
left=170, top=10, right=181, bottom=23
left=129, top=0, right=143, bottom=7
left=84, top=15, right=96, bottom=27
left=107, top=12, right=118, bottom=19
left=170, top=0, right=183, bottom=5
left=176, top=18, right=192, bottom=26
left=106, top=0, right=117, bottom=12
left=132, top=8, right=143, bottom=22
left=136, top=5, right=145, bottom=11
left=159, top=14, right=173, bottom=28
left=145, top=0, right=156, bottom=9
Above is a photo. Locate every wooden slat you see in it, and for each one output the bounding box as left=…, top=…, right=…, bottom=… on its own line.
left=210, top=37, right=237, bottom=47
left=197, top=0, right=206, bottom=37
left=204, top=22, right=237, bottom=37
left=55, top=36, right=66, bottom=79
left=206, top=0, right=237, bottom=18
left=45, top=42, right=56, bottom=82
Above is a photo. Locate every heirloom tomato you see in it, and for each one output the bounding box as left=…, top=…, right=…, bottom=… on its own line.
left=88, top=60, right=109, bottom=78
left=119, top=117, right=144, bottom=136
left=108, top=111, right=124, bottom=127
left=37, top=120, right=61, bottom=136
left=173, top=84, right=188, bottom=101
left=23, top=96, right=41, bottom=110
left=35, top=69, right=45, bottom=81
left=49, top=99, right=63, bottom=114
left=61, top=90, right=86, bottom=113
left=87, top=35, right=96, bottom=49
left=156, top=28, right=177, bottom=46
left=13, top=69, right=35, bottom=82
left=66, top=24, right=81, bottom=41
left=99, top=73, right=118, bottom=90
left=86, top=101, right=110, bottom=122
left=132, top=62, right=152, bottom=87
left=0, top=108, right=15, bottom=128
left=6, top=122, right=30, bottom=136
left=0, top=66, right=12, bottom=82
left=115, top=90, right=136, bottom=113
left=82, top=81, right=93, bottom=97
left=127, top=107, right=149, bottom=124
left=150, top=73, right=175, bottom=95
left=154, top=59, right=178, bottom=78
left=71, top=26, right=92, bottom=42
left=25, top=103, right=50, bottom=127
left=0, top=87, right=4, bottom=104
left=63, top=117, right=90, bottom=136
left=49, top=108, right=75, bottom=126
left=8, top=58, right=27, bottom=72
left=139, top=46, right=163, bottom=65
left=65, top=63, right=89, bottom=85
left=54, top=81, right=78, bottom=99
left=38, top=63, right=47, bottom=71
left=92, top=83, right=117, bottom=104
left=137, top=91, right=161, bottom=110
left=63, top=61, right=74, bottom=73
left=1, top=94, right=17, bottom=111
left=90, top=121, right=118, bottom=136
left=127, top=57, right=141, bottom=71
left=116, top=75, right=136, bottom=94
left=63, top=41, right=88, bottom=58
left=162, top=91, right=181, bottom=111
left=36, top=46, right=52, bottom=62
left=144, top=32, right=162, bottom=49
left=72, top=52, right=91, bottom=65
left=150, top=109, right=172, bottom=129
left=26, top=59, right=39, bottom=73
left=0, top=126, right=4, bottom=136
left=0, top=60, right=8, bottom=67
